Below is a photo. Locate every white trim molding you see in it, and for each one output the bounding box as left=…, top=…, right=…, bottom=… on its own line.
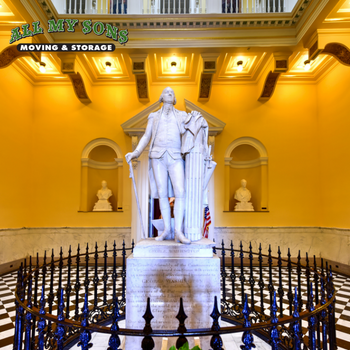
left=225, top=137, right=268, bottom=158
left=81, top=138, right=123, bottom=159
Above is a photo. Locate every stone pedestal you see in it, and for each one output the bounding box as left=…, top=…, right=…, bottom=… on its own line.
left=125, top=238, right=220, bottom=350
left=234, top=201, right=254, bottom=211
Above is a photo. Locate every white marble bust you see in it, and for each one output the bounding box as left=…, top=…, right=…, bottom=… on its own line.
left=234, top=179, right=254, bottom=211
left=93, top=180, right=113, bottom=211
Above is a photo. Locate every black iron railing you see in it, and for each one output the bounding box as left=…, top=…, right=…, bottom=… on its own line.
left=13, top=240, right=337, bottom=350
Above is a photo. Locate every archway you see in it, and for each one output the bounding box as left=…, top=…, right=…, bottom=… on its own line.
left=224, top=137, right=268, bottom=212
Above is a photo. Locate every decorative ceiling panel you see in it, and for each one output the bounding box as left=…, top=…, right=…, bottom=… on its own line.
left=215, top=52, right=267, bottom=81
left=13, top=54, right=69, bottom=82
left=149, top=52, right=199, bottom=83
left=280, top=51, right=336, bottom=81
left=80, top=53, right=132, bottom=82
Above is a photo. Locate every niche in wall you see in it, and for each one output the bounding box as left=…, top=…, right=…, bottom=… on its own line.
left=224, top=137, right=268, bottom=212
left=80, top=138, right=123, bottom=212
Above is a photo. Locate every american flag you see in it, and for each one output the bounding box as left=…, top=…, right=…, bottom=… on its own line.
left=203, top=205, right=211, bottom=238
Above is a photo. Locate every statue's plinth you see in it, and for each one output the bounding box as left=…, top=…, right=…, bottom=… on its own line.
left=125, top=239, right=220, bottom=350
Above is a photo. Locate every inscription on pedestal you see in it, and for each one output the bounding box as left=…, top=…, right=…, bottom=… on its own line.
left=125, top=255, right=220, bottom=349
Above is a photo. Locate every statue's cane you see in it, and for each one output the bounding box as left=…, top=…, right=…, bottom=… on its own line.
left=128, top=160, right=146, bottom=240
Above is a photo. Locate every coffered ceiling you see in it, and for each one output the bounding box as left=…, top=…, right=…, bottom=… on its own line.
left=10, top=47, right=338, bottom=84
left=325, top=0, right=350, bottom=22
left=0, top=0, right=348, bottom=89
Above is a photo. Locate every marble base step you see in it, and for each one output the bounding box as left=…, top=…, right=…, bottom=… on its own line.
left=132, top=237, right=215, bottom=258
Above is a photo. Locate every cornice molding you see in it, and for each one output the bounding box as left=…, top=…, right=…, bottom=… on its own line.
left=19, top=0, right=54, bottom=43
left=121, top=99, right=226, bottom=138
left=296, top=0, right=330, bottom=44
left=224, top=157, right=268, bottom=168
left=81, top=158, right=122, bottom=169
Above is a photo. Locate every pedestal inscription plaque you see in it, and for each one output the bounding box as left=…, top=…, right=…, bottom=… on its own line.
left=125, top=240, right=220, bottom=350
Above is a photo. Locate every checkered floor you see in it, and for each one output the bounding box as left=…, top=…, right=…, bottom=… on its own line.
left=1, top=266, right=350, bottom=349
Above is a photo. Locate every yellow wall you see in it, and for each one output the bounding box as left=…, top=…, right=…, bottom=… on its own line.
left=2, top=48, right=349, bottom=231
left=19, top=81, right=319, bottom=228
left=208, top=82, right=320, bottom=227
left=27, top=83, right=144, bottom=227
left=317, top=62, right=350, bottom=228
left=0, top=62, right=33, bottom=228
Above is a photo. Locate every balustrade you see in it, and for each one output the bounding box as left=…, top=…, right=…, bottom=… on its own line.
left=52, top=0, right=293, bottom=15
left=13, top=240, right=338, bottom=350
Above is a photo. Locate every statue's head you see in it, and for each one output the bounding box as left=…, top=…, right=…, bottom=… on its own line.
left=101, top=180, right=107, bottom=189
left=159, top=87, right=176, bottom=105
left=241, top=179, right=247, bottom=188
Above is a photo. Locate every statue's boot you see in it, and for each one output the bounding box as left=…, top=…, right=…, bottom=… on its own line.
left=155, top=197, right=171, bottom=241
left=174, top=197, right=191, bottom=244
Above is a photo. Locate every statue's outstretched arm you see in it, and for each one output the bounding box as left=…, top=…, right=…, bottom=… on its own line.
left=125, top=115, right=153, bottom=163
left=134, top=116, right=153, bottom=156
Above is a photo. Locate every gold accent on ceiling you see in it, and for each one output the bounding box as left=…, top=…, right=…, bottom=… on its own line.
left=0, top=0, right=25, bottom=29
left=217, top=52, right=267, bottom=80
left=20, top=55, right=61, bottom=75
left=224, top=56, right=257, bottom=75
left=151, top=52, right=197, bottom=83
left=325, top=0, right=350, bottom=22
left=279, top=50, right=336, bottom=81
left=288, top=51, right=331, bottom=73
left=92, top=56, right=123, bottom=75
left=0, top=0, right=14, bottom=16
left=13, top=53, right=69, bottom=83
left=160, top=56, right=187, bottom=75
left=80, top=53, right=131, bottom=82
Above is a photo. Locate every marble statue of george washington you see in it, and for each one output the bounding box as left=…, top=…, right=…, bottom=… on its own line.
left=126, top=87, right=216, bottom=245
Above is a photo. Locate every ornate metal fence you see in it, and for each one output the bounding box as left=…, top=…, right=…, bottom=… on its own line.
left=13, top=240, right=337, bottom=350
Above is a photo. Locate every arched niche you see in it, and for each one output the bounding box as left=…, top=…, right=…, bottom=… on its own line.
left=80, top=138, right=123, bottom=212
left=224, top=137, right=268, bottom=212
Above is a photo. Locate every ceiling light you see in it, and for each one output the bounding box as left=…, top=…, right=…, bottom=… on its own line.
left=39, top=62, right=46, bottom=73
left=237, top=60, right=243, bottom=72
left=171, top=61, right=177, bottom=73
left=105, top=61, right=112, bottom=73
left=304, top=60, right=311, bottom=71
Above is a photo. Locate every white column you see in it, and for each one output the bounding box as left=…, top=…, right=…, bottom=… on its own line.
left=130, top=136, right=150, bottom=243
left=128, top=0, right=143, bottom=13
left=224, top=157, right=232, bottom=211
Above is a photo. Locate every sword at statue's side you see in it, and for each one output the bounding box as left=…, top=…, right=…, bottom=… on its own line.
left=127, top=160, right=146, bottom=240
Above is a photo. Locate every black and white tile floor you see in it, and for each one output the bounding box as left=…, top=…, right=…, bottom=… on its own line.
left=1, top=266, right=350, bottom=349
